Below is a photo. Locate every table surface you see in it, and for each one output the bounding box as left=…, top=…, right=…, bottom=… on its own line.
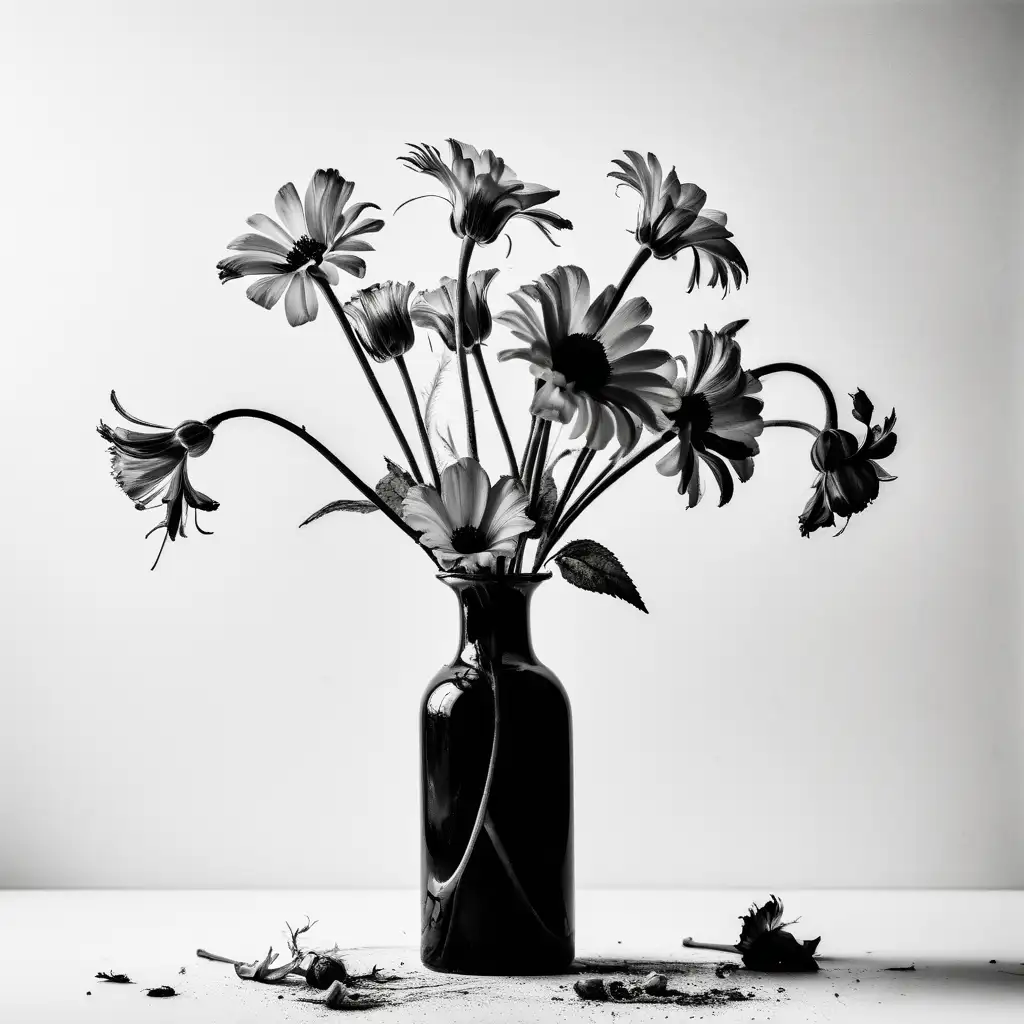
left=0, top=890, right=1021, bottom=1022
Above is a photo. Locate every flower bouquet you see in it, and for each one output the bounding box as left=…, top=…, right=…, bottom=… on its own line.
left=98, top=141, right=897, bottom=975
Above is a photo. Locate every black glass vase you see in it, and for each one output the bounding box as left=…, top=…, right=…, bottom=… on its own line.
left=420, top=572, right=574, bottom=974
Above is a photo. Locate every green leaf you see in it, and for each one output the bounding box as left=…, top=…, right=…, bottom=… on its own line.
left=375, top=458, right=416, bottom=515
left=299, top=500, right=379, bottom=527
left=548, top=539, right=648, bottom=613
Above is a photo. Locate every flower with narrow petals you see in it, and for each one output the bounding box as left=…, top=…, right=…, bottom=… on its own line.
left=799, top=390, right=897, bottom=537
left=399, top=140, right=572, bottom=246
left=609, top=150, right=747, bottom=292
left=217, top=169, right=383, bottom=327
left=496, top=265, right=678, bottom=453
left=402, top=458, right=533, bottom=571
left=656, top=321, right=763, bottom=507
left=97, top=393, right=218, bottom=568
left=343, top=281, right=416, bottom=363
left=410, top=269, right=499, bottom=352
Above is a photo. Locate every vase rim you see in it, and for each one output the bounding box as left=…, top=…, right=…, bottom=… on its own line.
left=436, top=570, right=552, bottom=584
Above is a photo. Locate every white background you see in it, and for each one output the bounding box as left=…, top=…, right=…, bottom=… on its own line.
left=1, top=0, right=1021, bottom=890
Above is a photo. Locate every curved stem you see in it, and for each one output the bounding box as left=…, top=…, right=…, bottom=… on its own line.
left=545, top=433, right=674, bottom=554
left=395, top=355, right=442, bottom=490
left=753, top=361, right=839, bottom=429
left=764, top=418, right=820, bottom=437
left=204, top=408, right=430, bottom=556
left=472, top=346, right=520, bottom=486
left=315, top=277, right=424, bottom=482
left=600, top=246, right=652, bottom=329
left=534, top=448, right=594, bottom=570
left=453, top=238, right=478, bottom=460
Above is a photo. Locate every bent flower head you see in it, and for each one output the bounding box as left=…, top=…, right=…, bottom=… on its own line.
left=656, top=321, right=763, bottom=508
left=217, top=168, right=383, bottom=327
left=399, top=139, right=571, bottom=246
left=497, top=265, right=679, bottom=454
left=609, top=150, right=747, bottom=292
left=344, top=281, right=416, bottom=363
left=410, top=268, right=499, bottom=352
left=799, top=389, right=897, bottom=537
left=402, top=457, right=533, bottom=570
left=97, top=393, right=217, bottom=569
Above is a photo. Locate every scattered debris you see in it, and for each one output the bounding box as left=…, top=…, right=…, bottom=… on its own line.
left=179, top=967, right=186, bottom=975
left=574, top=978, right=608, bottom=1001
left=573, top=976, right=751, bottom=1006
left=145, top=986, right=177, bottom=998
left=86, top=991, right=91, bottom=996
left=641, top=971, right=667, bottom=995
left=715, top=962, right=739, bottom=978
left=296, top=979, right=381, bottom=1011
left=989, top=960, right=997, bottom=964
left=684, top=895, right=820, bottom=972
left=95, top=971, right=133, bottom=984
left=884, top=965, right=916, bottom=972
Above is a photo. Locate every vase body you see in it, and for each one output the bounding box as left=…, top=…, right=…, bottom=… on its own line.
left=420, top=573, right=574, bottom=974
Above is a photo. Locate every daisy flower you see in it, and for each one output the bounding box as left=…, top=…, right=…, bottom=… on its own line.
left=402, top=458, right=533, bottom=571
left=399, top=140, right=571, bottom=246
left=343, top=281, right=416, bottom=363
left=496, top=265, right=678, bottom=453
left=410, top=268, right=499, bottom=352
left=656, top=321, right=763, bottom=507
left=609, top=150, right=747, bottom=292
left=97, top=393, right=218, bottom=568
left=216, top=168, right=383, bottom=327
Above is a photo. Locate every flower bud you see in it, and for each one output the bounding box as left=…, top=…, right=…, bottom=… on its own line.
left=174, top=420, right=215, bottom=456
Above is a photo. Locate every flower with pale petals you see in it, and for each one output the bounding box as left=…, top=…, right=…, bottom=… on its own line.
left=410, top=269, right=499, bottom=352
left=609, top=150, right=747, bottom=292
left=496, top=265, right=679, bottom=454
left=216, top=169, right=383, bottom=327
left=402, top=458, right=533, bottom=571
left=656, top=321, right=763, bottom=507
left=799, top=390, right=897, bottom=537
left=399, top=140, right=571, bottom=246
left=97, top=392, right=218, bottom=569
left=344, top=281, right=416, bottom=363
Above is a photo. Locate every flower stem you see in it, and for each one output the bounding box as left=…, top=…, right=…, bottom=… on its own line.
left=752, top=362, right=839, bottom=429
left=519, top=416, right=539, bottom=478
left=395, top=355, right=442, bottom=490
left=315, top=277, right=424, bottom=482
left=533, top=448, right=594, bottom=570
left=472, top=346, right=521, bottom=486
left=600, top=246, right=652, bottom=328
left=763, top=418, right=821, bottom=437
left=204, top=408, right=432, bottom=559
left=453, top=237, right=479, bottom=461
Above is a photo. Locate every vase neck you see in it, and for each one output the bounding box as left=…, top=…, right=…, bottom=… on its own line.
left=441, top=575, right=546, bottom=666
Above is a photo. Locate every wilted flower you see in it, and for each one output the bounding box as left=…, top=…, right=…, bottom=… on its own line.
left=497, top=265, right=678, bottom=453
left=97, top=393, right=217, bottom=569
left=234, top=948, right=302, bottom=983
left=799, top=389, right=897, bottom=536
left=656, top=321, right=763, bottom=507
left=609, top=150, right=747, bottom=292
left=736, top=895, right=820, bottom=972
left=402, top=457, right=533, bottom=570
left=217, top=169, right=383, bottom=327
left=343, top=281, right=416, bottom=363
left=399, top=139, right=571, bottom=246
left=410, top=268, right=499, bottom=352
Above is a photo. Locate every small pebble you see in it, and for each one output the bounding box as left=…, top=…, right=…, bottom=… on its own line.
left=278, top=995, right=284, bottom=1000
left=86, top=992, right=91, bottom=996
left=989, top=960, right=997, bottom=964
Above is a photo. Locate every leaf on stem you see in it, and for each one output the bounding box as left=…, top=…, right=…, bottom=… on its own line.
left=527, top=470, right=558, bottom=538
left=375, top=458, right=417, bottom=514
left=299, top=500, right=379, bottom=526
left=548, top=539, right=648, bottom=613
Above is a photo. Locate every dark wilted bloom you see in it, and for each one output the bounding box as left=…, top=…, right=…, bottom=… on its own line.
left=343, top=281, right=416, bottom=363
left=410, top=268, right=499, bottom=352
left=737, top=895, right=820, bottom=972
left=497, top=265, right=678, bottom=453
left=656, top=321, right=763, bottom=506
left=97, top=393, right=217, bottom=569
left=609, top=150, right=747, bottom=292
left=799, top=389, right=897, bottom=537
left=399, top=140, right=572, bottom=246
left=217, top=169, right=383, bottom=327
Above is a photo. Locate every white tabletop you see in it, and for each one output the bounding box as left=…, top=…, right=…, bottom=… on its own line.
left=0, top=890, right=1021, bottom=1022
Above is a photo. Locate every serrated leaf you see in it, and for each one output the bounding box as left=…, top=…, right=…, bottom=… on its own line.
left=548, top=539, right=648, bottom=613
left=527, top=470, right=559, bottom=539
left=375, top=458, right=416, bottom=515
left=299, top=500, right=379, bottom=527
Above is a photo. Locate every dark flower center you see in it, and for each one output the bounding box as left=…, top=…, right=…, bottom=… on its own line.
left=550, top=333, right=612, bottom=396
left=671, top=392, right=713, bottom=437
left=449, top=524, right=488, bottom=554
left=285, top=234, right=327, bottom=270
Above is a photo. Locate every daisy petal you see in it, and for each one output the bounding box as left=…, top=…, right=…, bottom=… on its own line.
left=275, top=182, right=306, bottom=239
left=284, top=273, right=317, bottom=327
left=246, top=273, right=292, bottom=310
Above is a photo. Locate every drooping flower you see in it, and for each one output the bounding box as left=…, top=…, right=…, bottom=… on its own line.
left=97, top=393, right=218, bottom=569
left=402, top=458, right=533, bottom=570
left=343, top=281, right=416, bottom=363
left=656, top=321, right=763, bottom=507
left=217, top=169, right=383, bottom=327
left=399, top=140, right=571, bottom=246
left=410, top=268, right=499, bottom=352
left=737, top=895, right=821, bottom=972
left=609, top=150, right=747, bottom=292
left=799, top=389, right=897, bottom=537
left=496, top=265, right=678, bottom=453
